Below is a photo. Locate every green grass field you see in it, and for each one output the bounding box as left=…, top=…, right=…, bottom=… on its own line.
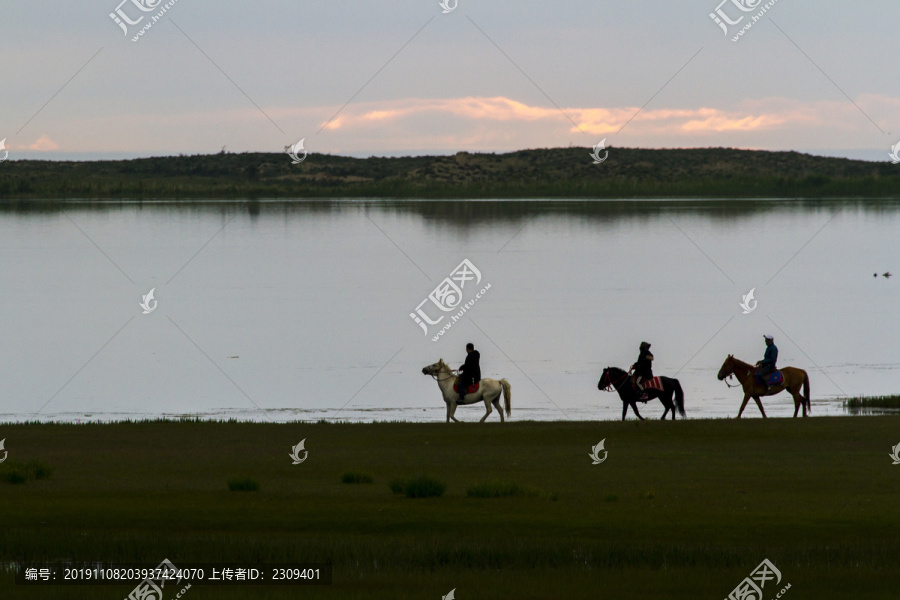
left=1, top=417, right=899, bottom=599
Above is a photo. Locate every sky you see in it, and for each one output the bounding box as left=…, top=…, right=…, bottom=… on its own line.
left=1, top=0, right=899, bottom=161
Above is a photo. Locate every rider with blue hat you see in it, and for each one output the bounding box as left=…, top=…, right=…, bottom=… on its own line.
left=756, top=334, right=778, bottom=391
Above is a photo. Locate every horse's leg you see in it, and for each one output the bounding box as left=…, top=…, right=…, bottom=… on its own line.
left=631, top=401, right=644, bottom=420
left=480, top=398, right=491, bottom=423
left=796, top=385, right=808, bottom=417
left=622, top=401, right=628, bottom=421
left=658, top=395, right=668, bottom=420
left=662, top=393, right=675, bottom=420
left=450, top=400, right=460, bottom=423
left=446, top=402, right=450, bottom=423
left=737, top=393, right=751, bottom=418
left=493, top=397, right=504, bottom=423
left=801, top=385, right=808, bottom=417
left=752, top=395, right=767, bottom=418
left=790, top=388, right=806, bottom=417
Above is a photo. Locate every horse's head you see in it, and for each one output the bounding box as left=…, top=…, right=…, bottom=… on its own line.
left=598, top=368, right=610, bottom=390
left=422, top=359, right=448, bottom=377
left=599, top=367, right=625, bottom=391
left=717, top=355, right=734, bottom=381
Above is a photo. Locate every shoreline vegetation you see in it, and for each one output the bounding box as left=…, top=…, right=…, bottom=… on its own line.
left=1, top=418, right=899, bottom=599
left=2, top=147, right=900, bottom=200
left=843, top=395, right=900, bottom=409
left=1, top=391, right=896, bottom=426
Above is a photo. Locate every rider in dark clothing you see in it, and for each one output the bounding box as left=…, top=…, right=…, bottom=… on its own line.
left=632, top=341, right=654, bottom=401
left=458, top=343, right=481, bottom=404
left=756, top=334, right=778, bottom=391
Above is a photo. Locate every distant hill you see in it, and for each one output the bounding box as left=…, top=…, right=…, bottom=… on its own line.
left=1, top=147, right=898, bottom=199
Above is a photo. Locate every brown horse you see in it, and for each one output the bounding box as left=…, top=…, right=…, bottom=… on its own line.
left=717, top=355, right=810, bottom=418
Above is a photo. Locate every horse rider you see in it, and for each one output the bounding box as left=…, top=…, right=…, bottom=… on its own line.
left=631, top=341, right=654, bottom=401
left=457, top=342, right=481, bottom=404
left=756, top=334, right=778, bottom=392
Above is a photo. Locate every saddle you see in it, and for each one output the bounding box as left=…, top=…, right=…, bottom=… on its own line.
left=639, top=376, right=663, bottom=391
left=453, top=378, right=479, bottom=394
left=755, top=369, right=784, bottom=387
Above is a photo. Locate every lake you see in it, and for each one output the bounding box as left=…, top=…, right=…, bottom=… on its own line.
left=1, top=199, right=897, bottom=423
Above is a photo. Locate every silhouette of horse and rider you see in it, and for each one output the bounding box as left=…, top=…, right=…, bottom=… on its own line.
left=717, top=334, right=810, bottom=418
left=598, top=341, right=685, bottom=421
left=422, top=343, right=511, bottom=423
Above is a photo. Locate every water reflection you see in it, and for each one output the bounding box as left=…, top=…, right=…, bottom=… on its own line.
left=4, top=197, right=900, bottom=229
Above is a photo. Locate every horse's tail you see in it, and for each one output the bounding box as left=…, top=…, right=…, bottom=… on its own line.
left=500, top=379, right=511, bottom=417
left=673, top=379, right=686, bottom=417
left=803, top=372, right=811, bottom=413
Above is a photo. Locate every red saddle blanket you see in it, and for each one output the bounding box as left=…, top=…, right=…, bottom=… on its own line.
left=641, top=377, right=663, bottom=391
left=453, top=380, right=480, bottom=394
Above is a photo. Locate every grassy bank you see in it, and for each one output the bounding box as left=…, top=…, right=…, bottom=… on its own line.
left=843, top=395, right=900, bottom=409
left=2, top=147, right=899, bottom=199
left=1, top=418, right=898, bottom=598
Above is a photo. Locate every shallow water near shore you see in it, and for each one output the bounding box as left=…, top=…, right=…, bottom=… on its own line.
left=1, top=198, right=898, bottom=423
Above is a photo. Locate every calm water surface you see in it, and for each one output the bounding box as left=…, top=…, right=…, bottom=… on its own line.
left=1, top=199, right=897, bottom=422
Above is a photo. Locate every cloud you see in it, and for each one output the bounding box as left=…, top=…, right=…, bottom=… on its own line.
left=318, top=96, right=821, bottom=136
left=292, top=94, right=896, bottom=154
left=321, top=97, right=560, bottom=131
left=34, top=94, right=898, bottom=156
left=28, top=134, right=59, bottom=151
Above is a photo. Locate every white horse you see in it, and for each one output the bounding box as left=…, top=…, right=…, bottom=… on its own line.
left=422, top=359, right=511, bottom=423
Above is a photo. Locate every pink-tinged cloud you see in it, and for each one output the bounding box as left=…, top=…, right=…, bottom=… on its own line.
left=28, top=134, right=59, bottom=151
left=299, top=94, right=898, bottom=153
left=319, top=96, right=807, bottom=136
left=680, top=113, right=785, bottom=132
left=26, top=94, right=896, bottom=155
left=321, top=97, right=560, bottom=131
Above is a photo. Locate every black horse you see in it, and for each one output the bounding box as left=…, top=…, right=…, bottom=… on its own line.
left=598, top=367, right=685, bottom=421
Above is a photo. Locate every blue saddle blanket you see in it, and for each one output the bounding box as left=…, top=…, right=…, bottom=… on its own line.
left=756, top=370, right=784, bottom=387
